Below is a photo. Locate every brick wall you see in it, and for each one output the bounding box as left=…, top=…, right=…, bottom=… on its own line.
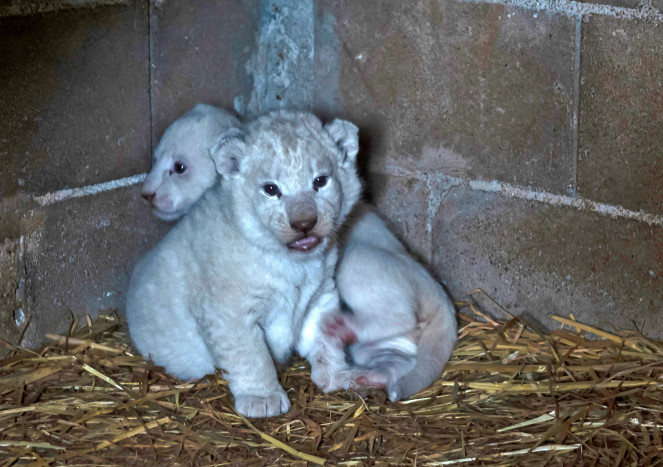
left=1, top=0, right=662, bottom=350
left=326, top=0, right=663, bottom=335
left=322, top=0, right=663, bottom=334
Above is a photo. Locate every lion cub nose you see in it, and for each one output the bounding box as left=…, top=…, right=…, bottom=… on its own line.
left=290, top=216, right=318, bottom=233
left=141, top=192, right=156, bottom=202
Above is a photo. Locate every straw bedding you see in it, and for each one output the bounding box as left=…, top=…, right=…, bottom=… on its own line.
left=1, top=289, right=662, bottom=465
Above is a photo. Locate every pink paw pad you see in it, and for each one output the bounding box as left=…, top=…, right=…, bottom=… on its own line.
left=355, top=374, right=387, bottom=389
left=322, top=314, right=357, bottom=344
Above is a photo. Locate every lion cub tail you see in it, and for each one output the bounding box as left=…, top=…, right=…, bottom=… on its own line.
left=387, top=277, right=457, bottom=402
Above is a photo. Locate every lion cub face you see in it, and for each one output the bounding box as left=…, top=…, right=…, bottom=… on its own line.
left=142, top=104, right=240, bottom=221
left=211, top=111, right=361, bottom=254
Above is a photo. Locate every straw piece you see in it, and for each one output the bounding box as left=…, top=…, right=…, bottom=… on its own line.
left=94, top=417, right=170, bottom=450
left=438, top=379, right=661, bottom=393
left=80, top=363, right=124, bottom=391
left=0, top=366, right=61, bottom=387
left=237, top=412, right=326, bottom=465
left=0, top=441, right=65, bottom=450
left=44, top=334, right=122, bottom=354
left=433, top=444, right=582, bottom=465
left=497, top=412, right=555, bottom=432
left=550, top=315, right=625, bottom=344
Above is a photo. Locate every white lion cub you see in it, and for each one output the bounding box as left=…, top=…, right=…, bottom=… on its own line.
left=126, top=110, right=362, bottom=418
left=141, top=103, right=240, bottom=221
left=323, top=203, right=458, bottom=401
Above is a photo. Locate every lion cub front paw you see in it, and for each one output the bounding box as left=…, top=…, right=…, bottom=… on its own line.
left=234, top=390, right=291, bottom=418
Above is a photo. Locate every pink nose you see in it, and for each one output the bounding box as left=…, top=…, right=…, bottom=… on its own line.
left=141, top=192, right=155, bottom=202
left=290, top=217, right=318, bottom=233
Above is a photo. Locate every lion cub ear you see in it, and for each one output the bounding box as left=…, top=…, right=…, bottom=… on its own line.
left=324, top=119, right=359, bottom=165
left=209, top=128, right=246, bottom=177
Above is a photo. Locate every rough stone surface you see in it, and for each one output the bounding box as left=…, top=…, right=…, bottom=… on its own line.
left=0, top=194, right=31, bottom=241
left=0, top=1, right=151, bottom=198
left=150, top=0, right=258, bottom=140
left=312, top=2, right=343, bottom=118
left=366, top=173, right=432, bottom=263
left=433, top=185, right=663, bottom=337
left=0, top=0, right=129, bottom=17
left=21, top=186, right=171, bottom=348
left=0, top=238, right=24, bottom=355
left=329, top=0, right=577, bottom=194
left=244, top=0, right=314, bottom=116
left=578, top=15, right=663, bottom=214
left=575, top=0, right=640, bottom=9
left=654, top=0, right=663, bottom=13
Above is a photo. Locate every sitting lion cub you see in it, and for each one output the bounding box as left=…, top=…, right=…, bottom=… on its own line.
left=126, top=110, right=361, bottom=417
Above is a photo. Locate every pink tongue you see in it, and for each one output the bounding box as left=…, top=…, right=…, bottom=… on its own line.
left=287, top=236, right=321, bottom=251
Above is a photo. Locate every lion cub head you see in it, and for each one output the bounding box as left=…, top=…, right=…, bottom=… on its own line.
left=142, top=104, right=240, bottom=221
left=210, top=110, right=362, bottom=255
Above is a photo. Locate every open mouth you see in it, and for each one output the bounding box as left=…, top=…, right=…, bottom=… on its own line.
left=286, top=236, right=321, bottom=252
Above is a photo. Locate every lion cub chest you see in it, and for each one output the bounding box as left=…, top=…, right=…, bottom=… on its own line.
left=252, top=256, right=325, bottom=362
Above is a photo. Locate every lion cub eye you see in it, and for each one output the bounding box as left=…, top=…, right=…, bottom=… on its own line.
left=263, top=183, right=281, bottom=198
left=313, top=175, right=329, bottom=192
left=173, top=161, right=187, bottom=174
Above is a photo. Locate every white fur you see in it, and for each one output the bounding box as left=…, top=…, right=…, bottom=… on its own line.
left=126, top=110, right=361, bottom=417
left=142, top=103, right=240, bottom=221
left=327, top=203, right=458, bottom=401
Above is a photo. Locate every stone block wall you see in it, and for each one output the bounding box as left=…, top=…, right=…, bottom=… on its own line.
left=323, top=0, right=663, bottom=335
left=1, top=0, right=662, bottom=350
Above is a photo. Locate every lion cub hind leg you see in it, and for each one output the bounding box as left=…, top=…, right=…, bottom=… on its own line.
left=320, top=311, right=418, bottom=391
left=345, top=336, right=417, bottom=390
left=332, top=368, right=389, bottom=391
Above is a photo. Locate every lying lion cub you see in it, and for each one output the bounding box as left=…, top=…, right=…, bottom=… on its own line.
left=126, top=110, right=361, bottom=417
left=325, top=203, right=457, bottom=401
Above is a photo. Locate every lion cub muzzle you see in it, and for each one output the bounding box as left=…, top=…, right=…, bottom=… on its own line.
left=285, top=194, right=321, bottom=252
